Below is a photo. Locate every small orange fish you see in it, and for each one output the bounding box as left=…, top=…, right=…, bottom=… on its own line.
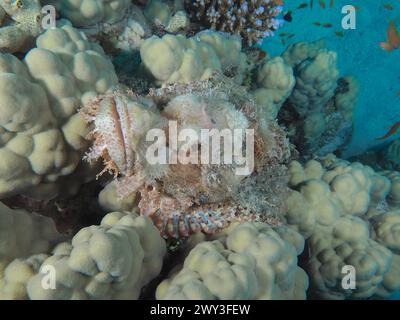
left=251, top=48, right=268, bottom=61
left=329, top=0, right=334, bottom=8
left=380, top=42, right=395, bottom=51
left=318, top=0, right=326, bottom=9
left=380, top=21, right=400, bottom=51
left=323, top=23, right=333, bottom=28
left=258, top=50, right=267, bottom=60
left=275, top=0, right=284, bottom=5
left=396, top=91, right=400, bottom=97
left=376, top=122, right=400, bottom=140
left=313, top=22, right=322, bottom=26
left=388, top=21, right=400, bottom=48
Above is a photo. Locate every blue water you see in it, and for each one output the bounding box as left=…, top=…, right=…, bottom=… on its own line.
left=262, top=0, right=400, bottom=158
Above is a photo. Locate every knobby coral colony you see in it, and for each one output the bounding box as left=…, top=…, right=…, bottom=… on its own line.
left=4, top=0, right=400, bottom=302
left=184, top=0, right=284, bottom=45
left=80, top=79, right=289, bottom=239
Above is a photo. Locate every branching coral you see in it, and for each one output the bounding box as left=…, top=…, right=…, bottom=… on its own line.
left=184, top=0, right=284, bottom=46
left=0, top=0, right=43, bottom=53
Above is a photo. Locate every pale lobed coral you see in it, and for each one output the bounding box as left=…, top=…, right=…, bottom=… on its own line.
left=0, top=24, right=118, bottom=199
left=156, top=221, right=308, bottom=300
left=144, top=0, right=189, bottom=33
left=288, top=50, right=339, bottom=117
left=283, top=155, right=400, bottom=299
left=26, top=210, right=166, bottom=299
left=140, top=30, right=248, bottom=85
left=370, top=211, right=400, bottom=298
left=31, top=25, right=119, bottom=118
left=0, top=0, right=43, bottom=53
left=0, top=202, right=61, bottom=299
left=252, top=56, right=295, bottom=120
left=184, top=0, right=284, bottom=46
left=381, top=171, right=400, bottom=209
left=1, top=1, right=396, bottom=302
left=279, top=41, right=359, bottom=156
left=43, top=4, right=151, bottom=55
left=0, top=52, right=75, bottom=199
left=78, top=4, right=152, bottom=54
left=106, top=5, right=152, bottom=51
left=0, top=209, right=166, bottom=300
left=281, top=39, right=325, bottom=68
left=334, top=77, right=359, bottom=122
left=287, top=156, right=391, bottom=228
left=307, top=215, right=392, bottom=299
left=42, top=0, right=131, bottom=27
left=0, top=202, right=60, bottom=272
left=98, top=180, right=138, bottom=213
left=0, top=254, right=49, bottom=300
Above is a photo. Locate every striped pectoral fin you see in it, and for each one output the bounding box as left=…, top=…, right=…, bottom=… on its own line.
left=189, top=215, right=202, bottom=234
left=196, top=211, right=222, bottom=235
left=179, top=215, right=191, bottom=237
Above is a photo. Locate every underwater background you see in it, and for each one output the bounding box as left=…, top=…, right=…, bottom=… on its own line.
left=262, top=0, right=400, bottom=158
left=0, top=0, right=400, bottom=300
